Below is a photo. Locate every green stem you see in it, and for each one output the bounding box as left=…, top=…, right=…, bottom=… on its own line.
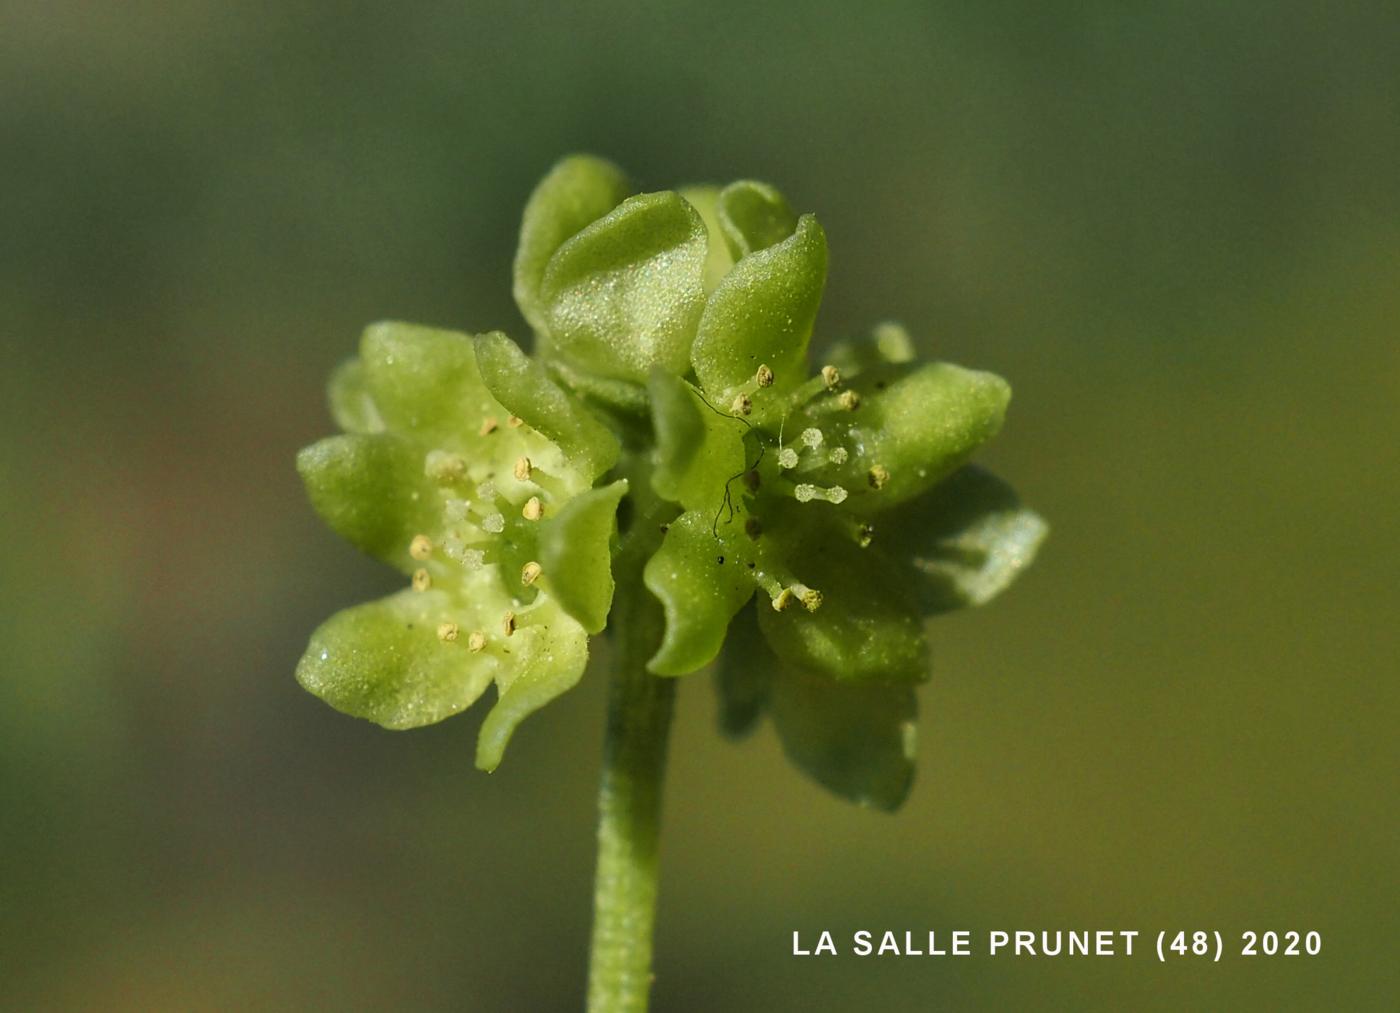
left=586, top=565, right=675, bottom=1012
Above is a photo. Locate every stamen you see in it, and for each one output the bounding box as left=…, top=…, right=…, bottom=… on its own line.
left=777, top=447, right=799, bottom=469
left=437, top=622, right=459, bottom=642
left=772, top=588, right=795, bottom=611
left=755, top=363, right=775, bottom=388
left=513, top=456, right=532, bottom=481
left=730, top=393, right=752, bottom=416
left=468, top=631, right=487, bottom=652
left=794, top=483, right=848, bottom=504
left=506, top=415, right=524, bottom=428
left=797, top=586, right=823, bottom=612
left=409, top=534, right=433, bottom=560
left=828, top=447, right=848, bottom=464
left=520, top=561, right=542, bottom=586
left=800, top=427, right=824, bottom=449
left=521, top=496, right=544, bottom=521
left=868, top=464, right=890, bottom=489
left=838, top=389, right=861, bottom=411
left=501, top=611, right=517, bottom=637
left=821, top=364, right=841, bottom=389
left=411, top=568, right=432, bottom=592
left=481, top=512, right=505, bottom=534
left=479, top=416, right=499, bottom=436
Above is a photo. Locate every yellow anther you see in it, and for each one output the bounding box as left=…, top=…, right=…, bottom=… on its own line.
left=411, top=568, right=432, bottom=592
left=467, top=631, right=487, bottom=652
left=856, top=523, right=874, bottom=548
left=821, top=364, right=841, bottom=388
left=409, top=534, right=433, bottom=560
left=755, top=364, right=775, bottom=387
left=838, top=389, right=861, bottom=411
left=507, top=415, right=525, bottom=428
left=730, top=393, right=752, bottom=416
left=513, top=456, right=532, bottom=481
left=521, top=560, right=543, bottom=586
left=479, top=416, right=499, bottom=436
left=772, top=588, right=795, bottom=612
left=868, top=464, right=890, bottom=489
left=436, top=622, right=459, bottom=642
left=501, top=611, right=517, bottom=637
left=522, top=496, right=543, bottom=521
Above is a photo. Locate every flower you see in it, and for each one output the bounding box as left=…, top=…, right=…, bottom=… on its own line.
left=295, top=321, right=625, bottom=771
left=295, top=154, right=1045, bottom=805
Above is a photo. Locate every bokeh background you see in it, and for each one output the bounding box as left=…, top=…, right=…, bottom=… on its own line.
left=3, top=2, right=1397, bottom=1010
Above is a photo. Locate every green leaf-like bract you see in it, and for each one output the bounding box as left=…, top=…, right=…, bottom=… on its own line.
left=296, top=157, right=1045, bottom=805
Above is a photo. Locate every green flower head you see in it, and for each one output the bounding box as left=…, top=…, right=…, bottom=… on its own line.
left=296, top=155, right=1045, bottom=805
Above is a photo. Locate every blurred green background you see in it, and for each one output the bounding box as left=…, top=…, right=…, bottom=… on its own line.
left=3, top=2, right=1396, bottom=1010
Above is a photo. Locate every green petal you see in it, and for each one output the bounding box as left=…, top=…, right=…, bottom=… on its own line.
left=544, top=357, right=650, bottom=416
left=715, top=603, right=917, bottom=810
left=644, top=510, right=756, bottom=676
left=691, top=214, right=828, bottom=401
left=358, top=321, right=497, bottom=447
left=770, top=658, right=917, bottom=812
left=474, top=595, right=590, bottom=772
left=327, top=358, right=384, bottom=433
left=295, top=586, right=590, bottom=771
left=538, top=480, right=628, bottom=633
left=678, top=184, right=735, bottom=294
left=540, top=191, right=708, bottom=382
left=881, top=466, right=1047, bottom=613
left=514, top=154, right=631, bottom=334
left=756, top=520, right=928, bottom=683
left=472, top=331, right=620, bottom=482
left=295, top=589, right=495, bottom=730
left=822, top=321, right=916, bottom=377
left=648, top=369, right=748, bottom=514
left=817, top=361, right=1011, bottom=515
left=297, top=433, right=437, bottom=569
left=716, top=180, right=798, bottom=259
left=713, top=603, right=771, bottom=738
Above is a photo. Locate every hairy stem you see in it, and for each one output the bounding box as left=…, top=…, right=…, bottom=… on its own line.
left=586, top=559, right=675, bottom=1012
